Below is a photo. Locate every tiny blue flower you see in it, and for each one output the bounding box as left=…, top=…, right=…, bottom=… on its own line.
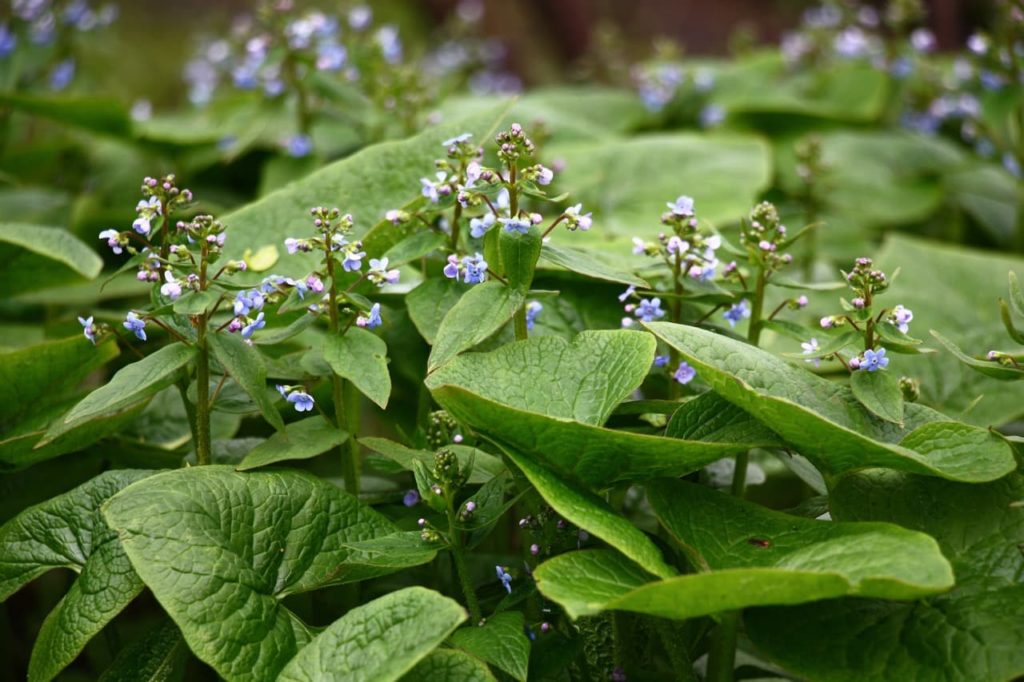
left=673, top=361, right=696, bottom=385
left=349, top=6, right=372, bottom=30
left=78, top=316, right=96, bottom=344
left=99, top=229, right=123, bottom=254
left=132, top=216, right=152, bottom=236
left=723, top=299, right=751, bottom=328
left=860, top=347, right=889, bottom=372
left=442, top=132, right=472, bottom=146
left=890, top=305, right=913, bottom=334
left=496, top=565, right=512, bottom=594
left=801, top=338, right=821, bottom=367
left=123, top=312, right=147, bottom=341
left=500, top=216, right=531, bottom=234
left=286, top=390, right=315, bottom=412
left=342, top=249, right=366, bottom=272
left=667, top=195, right=695, bottom=217
left=316, top=42, right=347, bottom=71
left=536, top=165, right=554, bottom=185
left=241, top=312, right=266, bottom=339
left=375, top=25, right=402, bottom=63
left=403, top=489, right=420, bottom=507
left=525, top=301, right=543, bottom=330
left=49, top=58, right=75, bottom=91
left=653, top=355, right=669, bottom=367
left=357, top=303, right=382, bottom=329
left=634, top=298, right=665, bottom=323
left=443, top=254, right=460, bottom=280
left=0, top=23, right=17, bottom=59
left=700, top=104, right=726, bottom=128
left=462, top=253, right=488, bottom=284
left=469, top=213, right=496, bottom=239
left=618, top=285, right=636, bottom=303
left=285, top=134, right=313, bottom=158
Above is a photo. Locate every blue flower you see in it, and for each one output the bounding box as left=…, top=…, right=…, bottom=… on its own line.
left=860, top=347, right=889, bottom=372
left=357, top=303, right=382, bottom=329
left=160, top=271, right=182, bottom=300
left=667, top=195, right=695, bottom=217
left=234, top=290, right=264, bottom=316
left=123, top=312, right=147, bottom=341
left=241, top=312, right=266, bottom=339
left=443, top=254, right=460, bottom=279
left=525, top=301, right=543, bottom=330
left=673, top=361, right=696, bottom=385
left=536, top=165, right=554, bottom=185
left=342, top=249, right=366, bottom=272
left=469, top=213, right=496, bottom=239
left=286, top=390, right=315, bottom=412
left=285, top=134, right=313, bottom=158
left=78, top=316, right=96, bottom=344
left=349, top=6, right=372, bottom=30
left=0, top=23, right=17, bottom=58
left=618, top=285, right=636, bottom=303
left=653, top=355, right=669, bottom=367
left=700, top=104, right=726, bottom=128
left=564, top=203, right=592, bottom=231
left=375, top=25, right=402, bottom=63
left=99, top=229, right=123, bottom=255
left=723, top=299, right=751, bottom=328
left=890, top=305, right=913, bottom=334
left=49, top=58, right=75, bottom=91
left=403, top=489, right=420, bottom=507
left=801, top=338, right=821, bottom=368
left=316, top=42, right=347, bottom=71
left=495, top=565, right=512, bottom=594
left=442, top=132, right=472, bottom=146
left=462, top=253, right=488, bottom=284
left=500, top=216, right=531, bottom=234
left=634, top=298, right=665, bottom=323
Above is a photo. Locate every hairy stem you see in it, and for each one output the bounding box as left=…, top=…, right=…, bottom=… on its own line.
left=194, top=318, right=212, bottom=466
left=705, top=612, right=740, bottom=682
left=325, top=253, right=360, bottom=496
left=446, top=498, right=481, bottom=623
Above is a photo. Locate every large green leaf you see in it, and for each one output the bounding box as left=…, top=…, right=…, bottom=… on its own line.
left=360, top=437, right=504, bottom=484
left=219, top=104, right=512, bottom=276
left=665, top=392, right=781, bottom=447
left=401, top=648, right=496, bottom=681
left=0, top=93, right=132, bottom=137
left=539, top=244, right=648, bottom=288
left=276, top=587, right=467, bottom=682
left=876, top=235, right=1024, bottom=426
left=103, top=467, right=417, bottom=682
left=645, top=321, right=1015, bottom=482
left=98, top=619, right=186, bottom=682
left=0, top=224, right=104, bottom=295
left=236, top=416, right=347, bottom=470
left=450, top=611, right=531, bottom=682
left=47, top=343, right=197, bottom=440
left=406, top=277, right=465, bottom=344
left=322, top=327, right=391, bottom=409
left=534, top=478, right=953, bottom=620
left=208, top=332, right=285, bottom=431
left=746, top=470, right=1024, bottom=682
left=504, top=449, right=675, bottom=580
left=428, top=281, right=525, bottom=372
left=427, top=331, right=748, bottom=485
left=0, top=470, right=154, bottom=682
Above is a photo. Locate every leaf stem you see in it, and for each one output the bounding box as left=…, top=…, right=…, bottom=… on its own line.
left=446, top=497, right=481, bottom=623
left=326, top=252, right=360, bottom=497
left=705, top=612, right=740, bottom=682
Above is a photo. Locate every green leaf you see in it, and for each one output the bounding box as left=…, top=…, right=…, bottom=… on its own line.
left=665, top=392, right=781, bottom=448
left=48, top=343, right=197, bottom=439
left=539, top=244, right=648, bottom=288
left=236, top=416, right=347, bottom=470
left=0, top=223, right=104, bottom=294
left=103, top=467, right=411, bottom=681
left=0, top=93, right=132, bottom=136
left=746, top=471, right=1024, bottom=682
left=340, top=532, right=439, bottom=573
left=1010, top=271, right=1024, bottom=318
left=1000, top=298, right=1024, bottom=344
left=172, top=290, right=218, bottom=316
left=930, top=330, right=1024, bottom=380
left=401, top=648, right=497, bottom=681
left=276, top=587, right=467, bottom=682
left=383, top=230, right=446, bottom=267
left=534, top=478, right=953, bottom=621
left=875, top=235, right=1024, bottom=425
left=360, top=437, right=504, bottom=484
left=645, top=321, right=1015, bottom=482
left=499, top=225, right=543, bottom=293
left=219, top=103, right=512, bottom=277
left=503, top=448, right=675, bottom=580
left=450, top=611, right=531, bottom=682
left=0, top=471, right=154, bottom=682
left=322, top=328, right=391, bottom=409
left=252, top=313, right=318, bottom=346
left=850, top=369, right=904, bottom=425
left=98, top=619, right=186, bottom=682
left=0, top=335, right=118, bottom=427
left=428, top=281, right=525, bottom=372
left=208, top=333, right=285, bottom=431
left=781, top=330, right=859, bottom=359
left=407, top=278, right=465, bottom=345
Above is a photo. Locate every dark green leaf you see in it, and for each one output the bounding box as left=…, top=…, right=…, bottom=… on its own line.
left=428, top=281, right=525, bottom=372
left=236, top=416, right=347, bottom=470
left=208, top=333, right=285, bottom=432
left=850, top=369, right=904, bottom=425
left=540, top=245, right=648, bottom=288
left=450, top=611, right=531, bottom=682
left=322, top=328, right=391, bottom=409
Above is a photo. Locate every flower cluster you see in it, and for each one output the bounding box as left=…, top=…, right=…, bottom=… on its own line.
left=443, top=253, right=489, bottom=284
left=739, top=202, right=794, bottom=274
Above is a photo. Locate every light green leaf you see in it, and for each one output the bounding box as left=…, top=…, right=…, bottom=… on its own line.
left=428, top=281, right=525, bottom=372
left=252, top=313, right=318, bottom=346
left=219, top=104, right=512, bottom=277
left=407, top=278, right=465, bottom=345
left=401, top=648, right=497, bottom=682
left=539, top=244, right=648, bottom=288
left=499, top=225, right=543, bottom=293
left=665, top=392, right=781, bottom=448
left=236, top=416, right=346, bottom=470
left=534, top=478, right=953, bottom=620
left=103, top=467, right=410, bottom=682
left=746, top=471, right=1024, bottom=682
left=98, top=619, right=186, bottom=682
left=360, top=437, right=504, bottom=484
left=322, top=328, right=391, bottom=409
left=930, top=330, right=1024, bottom=380
left=0, top=92, right=132, bottom=136
left=503, top=449, right=675, bottom=580
left=208, top=333, right=285, bottom=431
left=276, top=587, right=467, bottom=682
left=0, top=223, right=104, bottom=294
left=1010, top=271, right=1024, bottom=317
left=172, top=290, right=218, bottom=315
left=850, top=369, right=904, bottom=425
left=0, top=471, right=154, bottom=682
left=645, top=321, right=1015, bottom=482
left=450, top=611, right=531, bottom=682
left=48, top=343, right=197, bottom=439
left=383, top=230, right=446, bottom=267
left=876, top=235, right=1024, bottom=425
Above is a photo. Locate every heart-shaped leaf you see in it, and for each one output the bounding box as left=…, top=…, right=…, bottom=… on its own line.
left=428, top=281, right=525, bottom=372
left=236, top=416, right=347, bottom=470
left=322, top=327, right=391, bottom=409
left=208, top=332, right=285, bottom=431
left=450, top=611, right=531, bottom=682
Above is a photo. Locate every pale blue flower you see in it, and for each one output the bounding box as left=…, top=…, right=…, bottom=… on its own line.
left=890, top=305, right=913, bottom=334
left=160, top=271, right=182, bottom=300
left=500, top=216, right=531, bottom=234
left=285, top=134, right=313, bottom=158
left=123, top=312, right=147, bottom=341
left=241, top=312, right=266, bottom=338
left=525, top=301, right=542, bottom=330
left=99, top=229, right=123, bottom=254
left=496, top=565, right=512, bottom=594
left=673, top=362, right=696, bottom=385
left=469, top=213, right=496, bottom=238
left=342, top=249, right=366, bottom=272
left=462, top=253, right=488, bottom=284
left=635, top=298, right=665, bottom=322
left=667, top=195, right=695, bottom=217
left=443, top=254, right=460, bottom=279
left=443, top=132, right=472, bottom=146
left=357, top=303, right=382, bottom=329
left=49, top=58, right=75, bottom=90
left=286, top=390, right=315, bottom=412
left=724, top=300, right=751, bottom=328
left=861, top=347, right=889, bottom=372
left=78, top=316, right=96, bottom=344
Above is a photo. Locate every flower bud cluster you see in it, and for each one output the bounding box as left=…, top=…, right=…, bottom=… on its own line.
left=740, top=201, right=793, bottom=274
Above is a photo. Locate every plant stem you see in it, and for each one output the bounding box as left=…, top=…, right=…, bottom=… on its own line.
left=656, top=620, right=696, bottom=682
left=325, top=253, right=360, bottom=496
left=513, top=306, right=528, bottom=340
left=705, top=612, right=740, bottom=682
left=669, top=253, right=684, bottom=399
left=194, top=318, right=212, bottom=466
left=747, top=268, right=766, bottom=347
left=447, top=498, right=481, bottom=623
